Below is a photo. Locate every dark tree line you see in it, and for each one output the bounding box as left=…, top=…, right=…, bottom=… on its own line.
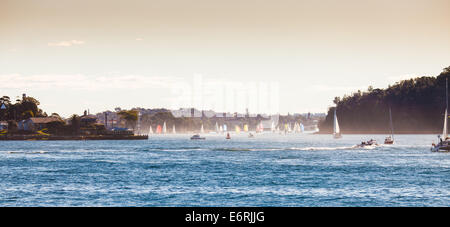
left=319, top=66, right=450, bottom=133
left=0, top=95, right=46, bottom=121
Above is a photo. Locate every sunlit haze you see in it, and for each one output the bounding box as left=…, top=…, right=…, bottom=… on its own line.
left=1, top=0, right=450, bottom=117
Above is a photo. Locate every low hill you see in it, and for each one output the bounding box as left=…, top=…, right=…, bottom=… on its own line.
left=318, top=66, right=450, bottom=134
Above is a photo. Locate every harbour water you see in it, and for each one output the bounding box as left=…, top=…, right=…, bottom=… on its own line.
left=1, top=133, right=450, bottom=206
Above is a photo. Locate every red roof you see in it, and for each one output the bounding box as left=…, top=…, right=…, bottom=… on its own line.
left=28, top=117, right=62, bottom=124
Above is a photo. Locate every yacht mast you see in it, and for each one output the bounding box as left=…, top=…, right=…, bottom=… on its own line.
left=389, top=107, right=394, bottom=140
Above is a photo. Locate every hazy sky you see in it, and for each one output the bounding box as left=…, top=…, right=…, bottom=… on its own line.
left=1, top=0, right=450, bottom=117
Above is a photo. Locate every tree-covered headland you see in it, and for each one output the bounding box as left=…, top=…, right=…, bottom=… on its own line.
left=318, top=66, right=450, bottom=134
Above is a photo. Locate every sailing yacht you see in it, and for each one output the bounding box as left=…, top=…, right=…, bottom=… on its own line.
left=431, top=109, right=449, bottom=152
left=149, top=125, right=153, bottom=134
left=172, top=125, right=176, bottom=134
left=235, top=125, right=241, bottom=133
left=333, top=109, right=342, bottom=139
left=243, top=124, right=249, bottom=132
left=432, top=78, right=450, bottom=152
left=384, top=107, right=394, bottom=144
left=156, top=125, right=162, bottom=134
left=162, top=121, right=167, bottom=134
left=200, top=124, right=204, bottom=134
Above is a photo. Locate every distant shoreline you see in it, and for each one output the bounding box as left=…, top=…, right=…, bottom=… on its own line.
left=0, top=134, right=148, bottom=141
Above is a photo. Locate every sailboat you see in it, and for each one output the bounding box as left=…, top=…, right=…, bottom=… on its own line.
left=156, top=125, right=162, bottom=134
left=256, top=122, right=263, bottom=133
left=162, top=121, right=167, bottom=134
left=215, top=122, right=219, bottom=133
left=384, top=107, right=394, bottom=144
left=235, top=125, right=241, bottom=133
left=200, top=124, right=204, bottom=133
left=271, top=121, right=275, bottom=132
left=243, top=124, right=249, bottom=132
left=333, top=109, right=342, bottom=139
left=294, top=122, right=302, bottom=133
left=172, top=125, right=176, bottom=134
left=300, top=123, right=304, bottom=133
left=149, top=125, right=153, bottom=134
left=432, top=78, right=450, bottom=152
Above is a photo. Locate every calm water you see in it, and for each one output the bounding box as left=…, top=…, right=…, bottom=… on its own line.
left=1, top=133, right=450, bottom=206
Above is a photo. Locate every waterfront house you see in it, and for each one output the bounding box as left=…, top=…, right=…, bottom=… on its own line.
left=18, top=117, right=62, bottom=132
left=80, top=115, right=98, bottom=127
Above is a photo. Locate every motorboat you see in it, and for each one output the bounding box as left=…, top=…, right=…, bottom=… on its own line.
left=190, top=134, right=205, bottom=140
left=356, top=139, right=378, bottom=148
left=226, top=133, right=231, bottom=139
left=432, top=136, right=450, bottom=152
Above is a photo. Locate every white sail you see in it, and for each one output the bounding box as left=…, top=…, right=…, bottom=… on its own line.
left=219, top=125, right=223, bottom=132
left=443, top=108, right=448, bottom=139
left=333, top=109, right=341, bottom=137
left=215, top=122, right=219, bottom=133
left=200, top=124, right=204, bottom=133
left=149, top=125, right=153, bottom=134
left=271, top=121, right=275, bottom=132
left=163, top=121, right=167, bottom=134
left=300, top=123, right=304, bottom=132
left=172, top=125, right=176, bottom=134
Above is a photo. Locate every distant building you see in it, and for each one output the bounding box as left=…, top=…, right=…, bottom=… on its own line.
left=18, top=117, right=62, bottom=131
left=260, top=115, right=279, bottom=130
left=80, top=115, right=97, bottom=127
left=171, top=108, right=205, bottom=118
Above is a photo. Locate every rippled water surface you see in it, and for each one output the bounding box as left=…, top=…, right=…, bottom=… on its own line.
left=1, top=133, right=450, bottom=206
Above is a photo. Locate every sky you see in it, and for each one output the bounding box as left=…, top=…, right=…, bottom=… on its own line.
left=1, top=0, right=450, bottom=117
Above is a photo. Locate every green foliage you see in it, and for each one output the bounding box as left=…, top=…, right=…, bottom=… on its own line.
left=0, top=95, right=44, bottom=121
left=70, top=114, right=81, bottom=135
left=118, top=110, right=139, bottom=129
